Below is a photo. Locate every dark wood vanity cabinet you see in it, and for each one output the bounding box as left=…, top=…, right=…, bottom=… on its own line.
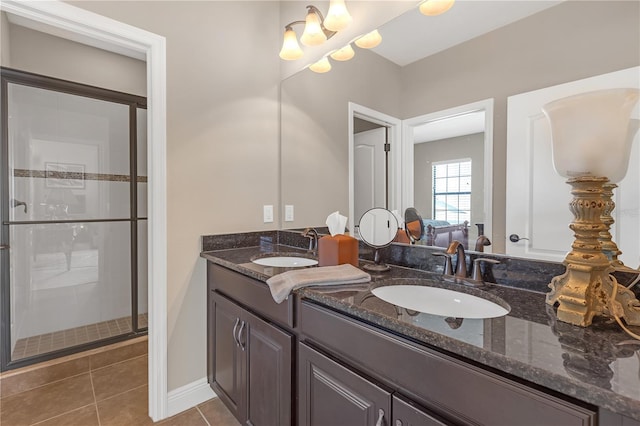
left=209, top=290, right=293, bottom=426
left=299, top=342, right=448, bottom=426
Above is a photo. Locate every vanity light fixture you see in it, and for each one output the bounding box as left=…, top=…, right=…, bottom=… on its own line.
left=330, top=44, right=355, bottom=61
left=309, top=56, right=332, bottom=73
left=419, top=0, right=456, bottom=16
left=542, top=88, right=640, bottom=331
left=354, top=29, right=382, bottom=49
left=279, top=2, right=352, bottom=61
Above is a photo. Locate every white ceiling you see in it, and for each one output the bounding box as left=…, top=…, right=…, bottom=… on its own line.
left=373, top=0, right=563, bottom=67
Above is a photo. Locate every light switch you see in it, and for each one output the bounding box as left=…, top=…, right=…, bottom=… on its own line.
left=285, top=205, right=294, bottom=222
left=263, top=205, right=274, bottom=223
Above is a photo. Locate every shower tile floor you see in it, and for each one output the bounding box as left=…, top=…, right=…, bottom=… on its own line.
left=12, top=313, right=148, bottom=360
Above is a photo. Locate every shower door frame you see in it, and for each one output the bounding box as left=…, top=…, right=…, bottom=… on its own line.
left=1, top=67, right=148, bottom=371
left=0, top=1, right=168, bottom=420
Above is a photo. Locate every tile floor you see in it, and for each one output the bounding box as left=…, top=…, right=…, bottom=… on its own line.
left=0, top=337, right=239, bottom=426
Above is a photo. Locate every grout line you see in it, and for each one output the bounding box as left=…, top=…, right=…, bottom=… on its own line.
left=0, top=371, right=91, bottom=401
left=89, top=368, right=102, bottom=426
left=90, top=353, right=147, bottom=373
left=30, top=403, right=97, bottom=426
left=95, top=383, right=147, bottom=404
left=195, top=405, right=212, bottom=426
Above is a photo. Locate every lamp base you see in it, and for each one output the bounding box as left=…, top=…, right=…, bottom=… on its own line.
left=546, top=176, right=640, bottom=327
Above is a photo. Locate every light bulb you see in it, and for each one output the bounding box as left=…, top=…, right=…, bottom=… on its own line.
left=355, top=30, right=382, bottom=49
left=279, top=28, right=303, bottom=60
left=309, top=57, right=331, bottom=73
left=300, top=8, right=327, bottom=46
left=324, top=0, right=352, bottom=32
left=330, top=44, right=355, bottom=61
left=419, top=0, right=455, bottom=16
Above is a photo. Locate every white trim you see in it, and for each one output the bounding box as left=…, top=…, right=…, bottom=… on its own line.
left=348, top=102, right=402, bottom=224
left=167, top=378, right=217, bottom=418
left=1, top=1, right=169, bottom=421
left=402, top=99, right=494, bottom=250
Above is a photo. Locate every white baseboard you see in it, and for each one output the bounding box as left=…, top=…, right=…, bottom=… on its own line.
left=167, top=377, right=217, bottom=418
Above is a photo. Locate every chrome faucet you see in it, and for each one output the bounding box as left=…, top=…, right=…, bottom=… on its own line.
left=302, top=228, right=319, bottom=253
left=446, top=240, right=467, bottom=279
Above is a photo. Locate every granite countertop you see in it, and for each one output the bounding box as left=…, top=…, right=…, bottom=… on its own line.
left=201, top=241, right=640, bottom=420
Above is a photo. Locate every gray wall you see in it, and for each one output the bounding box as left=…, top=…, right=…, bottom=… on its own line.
left=281, top=47, right=402, bottom=228
left=414, top=133, right=484, bottom=241
left=1, top=12, right=10, bottom=66
left=6, top=24, right=146, bottom=95
left=400, top=0, right=640, bottom=251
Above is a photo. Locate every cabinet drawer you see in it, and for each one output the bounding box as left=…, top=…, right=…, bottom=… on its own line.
left=209, top=263, right=294, bottom=328
left=300, top=301, right=596, bottom=426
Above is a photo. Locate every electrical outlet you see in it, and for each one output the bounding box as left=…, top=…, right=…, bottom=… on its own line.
left=263, top=205, right=274, bottom=223
left=285, top=205, right=294, bottom=222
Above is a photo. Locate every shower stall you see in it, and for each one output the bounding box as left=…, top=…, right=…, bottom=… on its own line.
left=0, top=68, right=148, bottom=371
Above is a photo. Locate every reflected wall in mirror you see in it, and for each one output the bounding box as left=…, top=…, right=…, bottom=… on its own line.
left=280, top=1, right=640, bottom=254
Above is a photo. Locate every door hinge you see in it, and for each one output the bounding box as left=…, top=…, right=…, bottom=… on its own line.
left=384, top=143, right=391, bottom=152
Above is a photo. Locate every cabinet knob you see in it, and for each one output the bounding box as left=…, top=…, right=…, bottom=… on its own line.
left=395, top=420, right=403, bottom=426
left=375, top=408, right=385, bottom=426
left=0, top=245, right=8, bottom=250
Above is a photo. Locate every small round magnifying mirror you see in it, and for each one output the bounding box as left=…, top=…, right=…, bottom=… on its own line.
left=358, top=207, right=399, bottom=272
left=404, top=207, right=424, bottom=244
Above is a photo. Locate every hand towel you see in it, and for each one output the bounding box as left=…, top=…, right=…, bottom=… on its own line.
left=266, top=264, right=371, bottom=304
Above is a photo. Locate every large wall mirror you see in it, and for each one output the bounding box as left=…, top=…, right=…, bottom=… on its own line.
left=280, top=0, right=640, bottom=255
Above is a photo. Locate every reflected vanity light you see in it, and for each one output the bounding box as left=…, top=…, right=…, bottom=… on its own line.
left=419, top=0, right=455, bottom=16
left=330, top=44, right=355, bottom=61
left=279, top=2, right=351, bottom=60
left=309, top=56, right=332, bottom=73
left=542, top=88, right=640, bottom=329
left=354, top=29, right=382, bottom=49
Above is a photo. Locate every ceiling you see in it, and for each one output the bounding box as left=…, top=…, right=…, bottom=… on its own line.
left=373, top=0, right=563, bottom=67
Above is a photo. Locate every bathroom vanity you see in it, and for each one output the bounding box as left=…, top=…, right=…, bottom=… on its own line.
left=201, top=231, right=640, bottom=426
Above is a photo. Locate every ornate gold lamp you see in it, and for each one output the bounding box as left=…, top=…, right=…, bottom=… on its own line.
left=542, top=88, right=640, bottom=327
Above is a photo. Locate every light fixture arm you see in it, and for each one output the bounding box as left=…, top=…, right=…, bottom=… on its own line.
left=283, top=5, right=338, bottom=40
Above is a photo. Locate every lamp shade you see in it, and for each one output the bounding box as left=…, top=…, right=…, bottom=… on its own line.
left=330, top=44, right=355, bottom=61
left=542, top=88, right=640, bottom=183
left=420, top=0, right=455, bottom=16
left=355, top=30, right=382, bottom=49
left=309, top=57, right=331, bottom=73
left=324, top=0, right=352, bottom=32
left=279, top=28, right=303, bottom=60
left=300, top=8, right=327, bottom=46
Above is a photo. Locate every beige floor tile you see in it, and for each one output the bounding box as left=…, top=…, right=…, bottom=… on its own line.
left=0, top=374, right=94, bottom=425
left=0, top=357, right=90, bottom=399
left=157, top=408, right=207, bottom=426
left=91, top=355, right=147, bottom=401
left=96, top=385, right=153, bottom=426
left=89, top=339, right=147, bottom=370
left=33, top=404, right=99, bottom=426
left=198, top=398, right=240, bottom=426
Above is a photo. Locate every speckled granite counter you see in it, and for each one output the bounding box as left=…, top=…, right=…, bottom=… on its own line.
left=201, top=233, right=640, bottom=421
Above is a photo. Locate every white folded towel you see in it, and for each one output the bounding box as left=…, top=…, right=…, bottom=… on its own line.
left=266, top=264, right=371, bottom=304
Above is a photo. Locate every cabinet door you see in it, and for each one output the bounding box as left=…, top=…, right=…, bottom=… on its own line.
left=393, top=395, right=451, bottom=426
left=298, top=343, right=391, bottom=426
left=210, top=292, right=245, bottom=421
left=244, top=310, right=293, bottom=426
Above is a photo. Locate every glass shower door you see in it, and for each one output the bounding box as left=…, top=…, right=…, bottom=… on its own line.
left=1, top=76, right=146, bottom=368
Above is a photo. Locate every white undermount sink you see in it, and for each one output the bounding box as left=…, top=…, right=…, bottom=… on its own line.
left=251, top=256, right=318, bottom=268
left=371, top=285, right=510, bottom=319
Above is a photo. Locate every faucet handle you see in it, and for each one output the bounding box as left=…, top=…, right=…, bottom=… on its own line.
left=472, top=258, right=500, bottom=282
left=432, top=252, right=453, bottom=275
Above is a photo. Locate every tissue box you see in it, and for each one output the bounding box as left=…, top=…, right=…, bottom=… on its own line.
left=318, top=235, right=359, bottom=267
